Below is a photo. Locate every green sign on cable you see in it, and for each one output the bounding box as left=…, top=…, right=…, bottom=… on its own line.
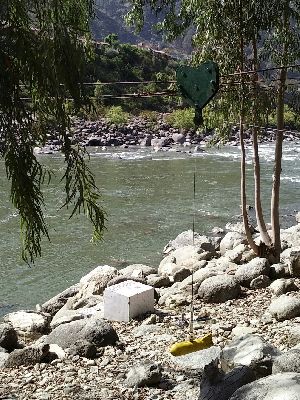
left=176, top=61, right=219, bottom=127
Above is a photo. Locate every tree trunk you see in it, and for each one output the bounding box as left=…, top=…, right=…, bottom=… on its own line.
left=271, top=3, right=289, bottom=262
left=239, top=21, right=259, bottom=255
left=271, top=67, right=287, bottom=261
left=251, top=38, right=272, bottom=249
left=240, top=99, right=259, bottom=255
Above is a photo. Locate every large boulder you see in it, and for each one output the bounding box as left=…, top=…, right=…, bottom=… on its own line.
left=163, top=230, right=216, bottom=254
left=209, top=258, right=237, bottom=273
left=44, top=318, right=118, bottom=349
left=78, top=266, right=118, bottom=297
left=173, top=268, right=191, bottom=282
left=229, top=373, right=300, bottom=400
left=290, top=249, right=300, bottom=277
left=171, top=346, right=221, bottom=372
left=235, top=258, right=269, bottom=287
left=146, top=274, right=171, bottom=288
left=50, top=309, right=86, bottom=330
left=172, top=133, right=186, bottom=144
left=281, top=225, right=300, bottom=249
left=79, top=265, right=118, bottom=286
left=220, top=232, right=247, bottom=255
left=119, top=264, right=156, bottom=278
left=40, top=283, right=80, bottom=316
left=223, top=244, right=249, bottom=264
left=3, top=344, right=51, bottom=368
left=221, top=334, right=280, bottom=378
left=3, top=311, right=50, bottom=337
left=272, top=349, right=300, bottom=373
left=269, top=279, right=299, bottom=297
left=268, top=294, right=300, bottom=321
left=158, top=245, right=210, bottom=276
left=198, top=275, right=241, bottom=303
left=0, top=323, right=19, bottom=351
left=179, top=267, right=216, bottom=289
left=281, top=247, right=300, bottom=277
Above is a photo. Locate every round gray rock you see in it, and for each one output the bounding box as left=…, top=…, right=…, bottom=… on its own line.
left=3, top=344, right=51, bottom=368
left=229, top=372, right=300, bottom=400
left=67, top=340, right=97, bottom=359
left=173, top=268, right=191, bottom=282
left=45, top=318, right=118, bottom=349
left=146, top=274, right=171, bottom=288
left=269, top=279, right=299, bottom=297
left=125, top=361, right=162, bottom=387
left=268, top=295, right=300, bottom=321
left=0, top=323, right=19, bottom=352
left=221, top=334, right=279, bottom=378
left=41, top=284, right=80, bottom=316
left=171, top=346, right=221, bottom=372
left=273, top=349, right=300, bottom=374
left=220, top=232, right=247, bottom=255
left=172, top=133, right=185, bottom=144
left=119, top=264, right=156, bottom=278
left=235, top=258, right=269, bottom=287
left=198, top=275, right=241, bottom=303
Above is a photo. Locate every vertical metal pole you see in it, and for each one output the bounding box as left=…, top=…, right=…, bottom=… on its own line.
left=189, top=166, right=196, bottom=340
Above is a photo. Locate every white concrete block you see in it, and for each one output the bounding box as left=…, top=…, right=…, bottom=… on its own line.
left=103, top=280, right=154, bottom=322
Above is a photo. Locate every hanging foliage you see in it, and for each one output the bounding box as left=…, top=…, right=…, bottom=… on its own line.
left=0, top=0, right=106, bottom=263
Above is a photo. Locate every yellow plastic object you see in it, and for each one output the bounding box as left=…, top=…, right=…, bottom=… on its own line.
left=169, top=333, right=213, bottom=357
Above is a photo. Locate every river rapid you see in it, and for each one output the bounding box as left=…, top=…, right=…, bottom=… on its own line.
left=0, top=142, right=299, bottom=316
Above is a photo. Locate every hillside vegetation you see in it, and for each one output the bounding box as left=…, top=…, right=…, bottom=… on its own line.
left=91, top=0, right=193, bottom=54
left=81, top=35, right=179, bottom=116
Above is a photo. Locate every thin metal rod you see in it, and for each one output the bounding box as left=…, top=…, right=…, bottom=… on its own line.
left=189, top=166, right=196, bottom=340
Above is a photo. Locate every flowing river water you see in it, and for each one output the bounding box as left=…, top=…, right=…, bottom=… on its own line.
left=0, top=142, right=299, bottom=316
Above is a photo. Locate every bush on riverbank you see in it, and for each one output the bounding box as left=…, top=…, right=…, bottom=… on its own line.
left=165, top=107, right=195, bottom=130
left=269, top=105, right=300, bottom=130
left=105, top=106, right=130, bottom=124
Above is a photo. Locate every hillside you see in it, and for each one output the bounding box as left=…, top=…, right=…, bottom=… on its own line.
left=91, top=0, right=193, bottom=53
left=83, top=39, right=178, bottom=113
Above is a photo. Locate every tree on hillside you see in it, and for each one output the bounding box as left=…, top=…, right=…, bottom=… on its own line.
left=0, top=0, right=106, bottom=263
left=127, top=0, right=300, bottom=262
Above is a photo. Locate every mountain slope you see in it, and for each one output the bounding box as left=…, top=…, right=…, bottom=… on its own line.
left=91, top=0, right=193, bottom=53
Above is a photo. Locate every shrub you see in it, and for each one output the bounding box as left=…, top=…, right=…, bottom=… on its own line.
left=269, top=105, right=300, bottom=130
left=105, top=106, right=129, bottom=124
left=139, top=110, right=159, bottom=122
left=165, top=108, right=195, bottom=129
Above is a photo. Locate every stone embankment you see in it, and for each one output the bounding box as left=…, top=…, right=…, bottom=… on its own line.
left=1, top=213, right=300, bottom=399
left=35, top=116, right=300, bottom=154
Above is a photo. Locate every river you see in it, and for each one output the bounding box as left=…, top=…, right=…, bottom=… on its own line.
left=0, top=142, right=299, bottom=316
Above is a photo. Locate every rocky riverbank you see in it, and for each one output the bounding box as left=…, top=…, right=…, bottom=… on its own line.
left=1, top=214, right=300, bottom=400
left=35, top=116, right=300, bottom=154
